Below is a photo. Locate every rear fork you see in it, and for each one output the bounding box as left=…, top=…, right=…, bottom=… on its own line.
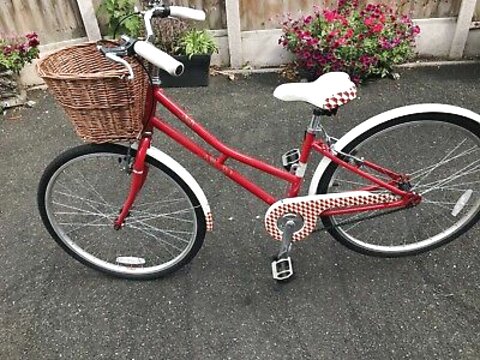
left=114, top=136, right=151, bottom=230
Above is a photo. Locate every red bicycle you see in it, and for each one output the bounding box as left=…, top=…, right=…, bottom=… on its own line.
left=38, top=4, right=480, bottom=280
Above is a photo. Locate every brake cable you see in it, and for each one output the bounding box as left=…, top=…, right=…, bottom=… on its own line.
left=113, top=12, right=141, bottom=39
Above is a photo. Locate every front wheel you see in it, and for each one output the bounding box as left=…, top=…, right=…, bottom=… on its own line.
left=38, top=144, right=206, bottom=279
left=317, top=112, right=480, bottom=257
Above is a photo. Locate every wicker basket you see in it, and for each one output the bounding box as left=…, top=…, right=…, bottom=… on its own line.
left=37, top=41, right=149, bottom=143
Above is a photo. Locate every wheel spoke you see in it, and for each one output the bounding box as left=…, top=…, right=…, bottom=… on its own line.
left=411, top=139, right=469, bottom=187
left=52, top=201, right=112, bottom=218
left=419, top=163, right=480, bottom=196
left=127, top=207, right=196, bottom=225
left=134, top=220, right=192, bottom=244
left=409, top=145, right=479, bottom=180
left=72, top=166, right=113, bottom=207
left=128, top=224, right=184, bottom=252
left=62, top=215, right=112, bottom=235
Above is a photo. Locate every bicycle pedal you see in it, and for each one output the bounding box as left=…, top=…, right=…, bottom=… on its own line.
left=271, top=256, right=293, bottom=281
left=281, top=149, right=300, bottom=172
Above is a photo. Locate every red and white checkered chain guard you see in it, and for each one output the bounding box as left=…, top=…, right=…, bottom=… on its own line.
left=265, top=191, right=398, bottom=242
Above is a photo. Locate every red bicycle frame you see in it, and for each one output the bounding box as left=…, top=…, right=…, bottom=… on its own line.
left=114, top=85, right=418, bottom=228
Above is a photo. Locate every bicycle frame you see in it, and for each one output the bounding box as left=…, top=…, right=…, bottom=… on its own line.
left=114, top=84, right=417, bottom=228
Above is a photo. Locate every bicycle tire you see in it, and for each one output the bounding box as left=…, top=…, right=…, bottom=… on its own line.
left=38, top=144, right=206, bottom=279
left=316, top=112, right=480, bottom=257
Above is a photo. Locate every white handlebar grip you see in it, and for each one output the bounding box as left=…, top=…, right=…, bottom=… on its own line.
left=133, top=41, right=184, bottom=76
left=169, top=6, right=206, bottom=21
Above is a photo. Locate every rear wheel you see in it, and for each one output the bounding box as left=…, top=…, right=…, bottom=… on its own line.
left=317, top=112, right=480, bottom=257
left=38, top=144, right=206, bottom=279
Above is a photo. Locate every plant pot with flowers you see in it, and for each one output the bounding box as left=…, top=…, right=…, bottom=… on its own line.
left=0, top=32, right=40, bottom=110
left=158, top=26, right=218, bottom=87
left=279, top=0, right=420, bottom=84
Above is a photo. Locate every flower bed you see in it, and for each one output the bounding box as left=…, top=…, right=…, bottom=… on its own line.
left=0, top=32, right=39, bottom=109
left=279, top=0, right=420, bottom=83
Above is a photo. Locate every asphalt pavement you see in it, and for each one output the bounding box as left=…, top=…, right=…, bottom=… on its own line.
left=1, top=64, right=479, bottom=359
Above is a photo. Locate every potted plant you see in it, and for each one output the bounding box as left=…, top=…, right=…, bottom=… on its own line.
left=97, top=1, right=216, bottom=87
left=0, top=32, right=40, bottom=110
left=279, top=0, right=420, bottom=84
left=159, top=28, right=218, bottom=87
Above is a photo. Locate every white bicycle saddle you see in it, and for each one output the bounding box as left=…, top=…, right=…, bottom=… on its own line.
left=273, top=72, right=357, bottom=110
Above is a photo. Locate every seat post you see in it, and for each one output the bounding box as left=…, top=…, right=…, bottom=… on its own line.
left=308, top=107, right=337, bottom=134
left=307, top=108, right=326, bottom=134
left=307, top=114, right=322, bottom=134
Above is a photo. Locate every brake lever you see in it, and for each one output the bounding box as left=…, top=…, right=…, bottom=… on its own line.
left=105, top=52, right=134, bottom=80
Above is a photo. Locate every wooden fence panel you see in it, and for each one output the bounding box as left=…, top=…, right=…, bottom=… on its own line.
left=240, top=0, right=464, bottom=31
left=0, top=0, right=86, bottom=44
left=474, top=0, right=480, bottom=20
left=172, top=0, right=226, bottom=29
left=91, top=0, right=226, bottom=30
left=169, top=0, right=226, bottom=29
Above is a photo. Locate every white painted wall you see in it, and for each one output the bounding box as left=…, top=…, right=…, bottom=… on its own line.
left=415, top=18, right=457, bottom=57
left=20, top=38, right=89, bottom=87
left=464, top=29, right=480, bottom=57
left=210, top=30, right=230, bottom=67
left=241, top=29, right=292, bottom=67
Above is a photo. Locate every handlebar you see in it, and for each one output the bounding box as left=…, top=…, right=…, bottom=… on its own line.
left=100, top=5, right=206, bottom=79
left=134, top=41, right=184, bottom=76
left=169, top=6, right=206, bottom=21
left=144, top=5, right=206, bottom=42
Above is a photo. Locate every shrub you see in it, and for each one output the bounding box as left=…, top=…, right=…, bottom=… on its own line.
left=279, top=0, right=420, bottom=83
left=178, top=29, right=218, bottom=57
left=153, top=18, right=189, bottom=54
left=97, top=0, right=142, bottom=38
left=0, top=32, right=40, bottom=73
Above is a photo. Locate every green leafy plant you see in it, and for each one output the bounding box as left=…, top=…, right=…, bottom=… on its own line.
left=0, top=32, right=40, bottom=73
left=279, top=0, right=420, bottom=83
left=178, top=29, right=218, bottom=58
left=97, top=0, right=141, bottom=38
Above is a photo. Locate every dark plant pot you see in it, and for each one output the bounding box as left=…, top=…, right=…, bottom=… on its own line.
left=159, top=54, right=211, bottom=88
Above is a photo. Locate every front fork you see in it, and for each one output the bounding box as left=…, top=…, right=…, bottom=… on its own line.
left=114, top=136, right=151, bottom=230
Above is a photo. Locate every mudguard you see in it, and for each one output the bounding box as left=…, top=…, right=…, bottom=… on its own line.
left=141, top=145, right=213, bottom=231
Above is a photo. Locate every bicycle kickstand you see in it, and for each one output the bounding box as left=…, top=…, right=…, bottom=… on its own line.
left=271, top=214, right=303, bottom=281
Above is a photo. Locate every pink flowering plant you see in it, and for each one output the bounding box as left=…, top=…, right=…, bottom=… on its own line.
left=279, top=0, right=420, bottom=83
left=0, top=32, right=40, bottom=73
